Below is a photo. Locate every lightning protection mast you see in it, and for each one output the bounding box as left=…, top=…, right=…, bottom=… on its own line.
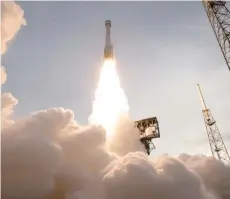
left=202, top=0, right=230, bottom=72
left=197, top=84, right=230, bottom=165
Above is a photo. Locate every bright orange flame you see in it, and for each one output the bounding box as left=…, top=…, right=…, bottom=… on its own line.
left=89, top=59, right=129, bottom=139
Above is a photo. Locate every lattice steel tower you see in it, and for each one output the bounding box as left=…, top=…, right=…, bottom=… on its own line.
left=202, top=0, right=230, bottom=72
left=197, top=84, right=230, bottom=165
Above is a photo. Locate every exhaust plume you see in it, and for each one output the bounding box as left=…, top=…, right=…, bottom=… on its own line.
left=1, top=2, right=230, bottom=199
left=89, top=59, right=129, bottom=141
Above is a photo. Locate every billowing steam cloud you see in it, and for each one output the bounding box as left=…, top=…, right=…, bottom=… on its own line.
left=1, top=1, right=26, bottom=55
left=1, top=66, right=7, bottom=84
left=1, top=1, right=26, bottom=126
left=1, top=2, right=230, bottom=199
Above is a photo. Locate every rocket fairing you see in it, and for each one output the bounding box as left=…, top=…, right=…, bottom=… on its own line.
left=104, top=20, right=113, bottom=59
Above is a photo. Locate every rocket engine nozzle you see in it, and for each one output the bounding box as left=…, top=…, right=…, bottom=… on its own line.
left=104, top=46, right=113, bottom=59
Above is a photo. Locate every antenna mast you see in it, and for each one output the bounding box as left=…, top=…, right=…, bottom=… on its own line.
left=197, top=84, right=230, bottom=165
left=202, top=0, right=230, bottom=72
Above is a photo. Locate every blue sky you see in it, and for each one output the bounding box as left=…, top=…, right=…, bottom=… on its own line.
left=2, top=1, right=230, bottom=157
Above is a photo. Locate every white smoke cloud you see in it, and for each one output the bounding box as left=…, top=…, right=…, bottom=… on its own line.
left=179, top=154, right=230, bottom=199
left=103, top=153, right=214, bottom=199
left=1, top=92, right=18, bottom=126
left=106, top=116, right=145, bottom=156
left=1, top=0, right=26, bottom=127
left=1, top=1, right=26, bottom=55
left=2, top=108, right=63, bottom=199
left=1, top=2, right=230, bottom=199
left=2, top=106, right=230, bottom=199
left=1, top=66, right=7, bottom=84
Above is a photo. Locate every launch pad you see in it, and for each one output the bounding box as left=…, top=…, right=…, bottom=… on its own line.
left=135, top=117, right=160, bottom=155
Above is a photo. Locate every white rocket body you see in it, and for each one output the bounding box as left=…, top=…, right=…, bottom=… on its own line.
left=104, top=20, right=113, bottom=59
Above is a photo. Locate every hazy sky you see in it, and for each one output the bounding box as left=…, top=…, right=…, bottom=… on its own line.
left=2, top=1, right=230, bottom=157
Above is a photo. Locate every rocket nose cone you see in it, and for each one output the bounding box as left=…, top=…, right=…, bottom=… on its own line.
left=105, top=20, right=111, bottom=27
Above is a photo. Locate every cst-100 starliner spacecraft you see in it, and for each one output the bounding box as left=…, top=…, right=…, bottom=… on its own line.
left=104, top=20, right=113, bottom=59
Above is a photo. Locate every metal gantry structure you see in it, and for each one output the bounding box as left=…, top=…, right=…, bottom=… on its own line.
left=202, top=0, right=230, bottom=72
left=135, top=117, right=160, bottom=155
left=197, top=84, right=230, bottom=165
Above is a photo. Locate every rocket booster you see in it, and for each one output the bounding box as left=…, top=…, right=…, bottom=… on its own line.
left=104, top=20, right=113, bottom=59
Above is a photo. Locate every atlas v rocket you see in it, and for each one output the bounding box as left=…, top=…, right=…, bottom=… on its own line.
left=104, top=20, right=113, bottom=59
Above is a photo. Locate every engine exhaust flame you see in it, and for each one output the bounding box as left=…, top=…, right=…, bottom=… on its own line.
left=89, top=59, right=129, bottom=140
